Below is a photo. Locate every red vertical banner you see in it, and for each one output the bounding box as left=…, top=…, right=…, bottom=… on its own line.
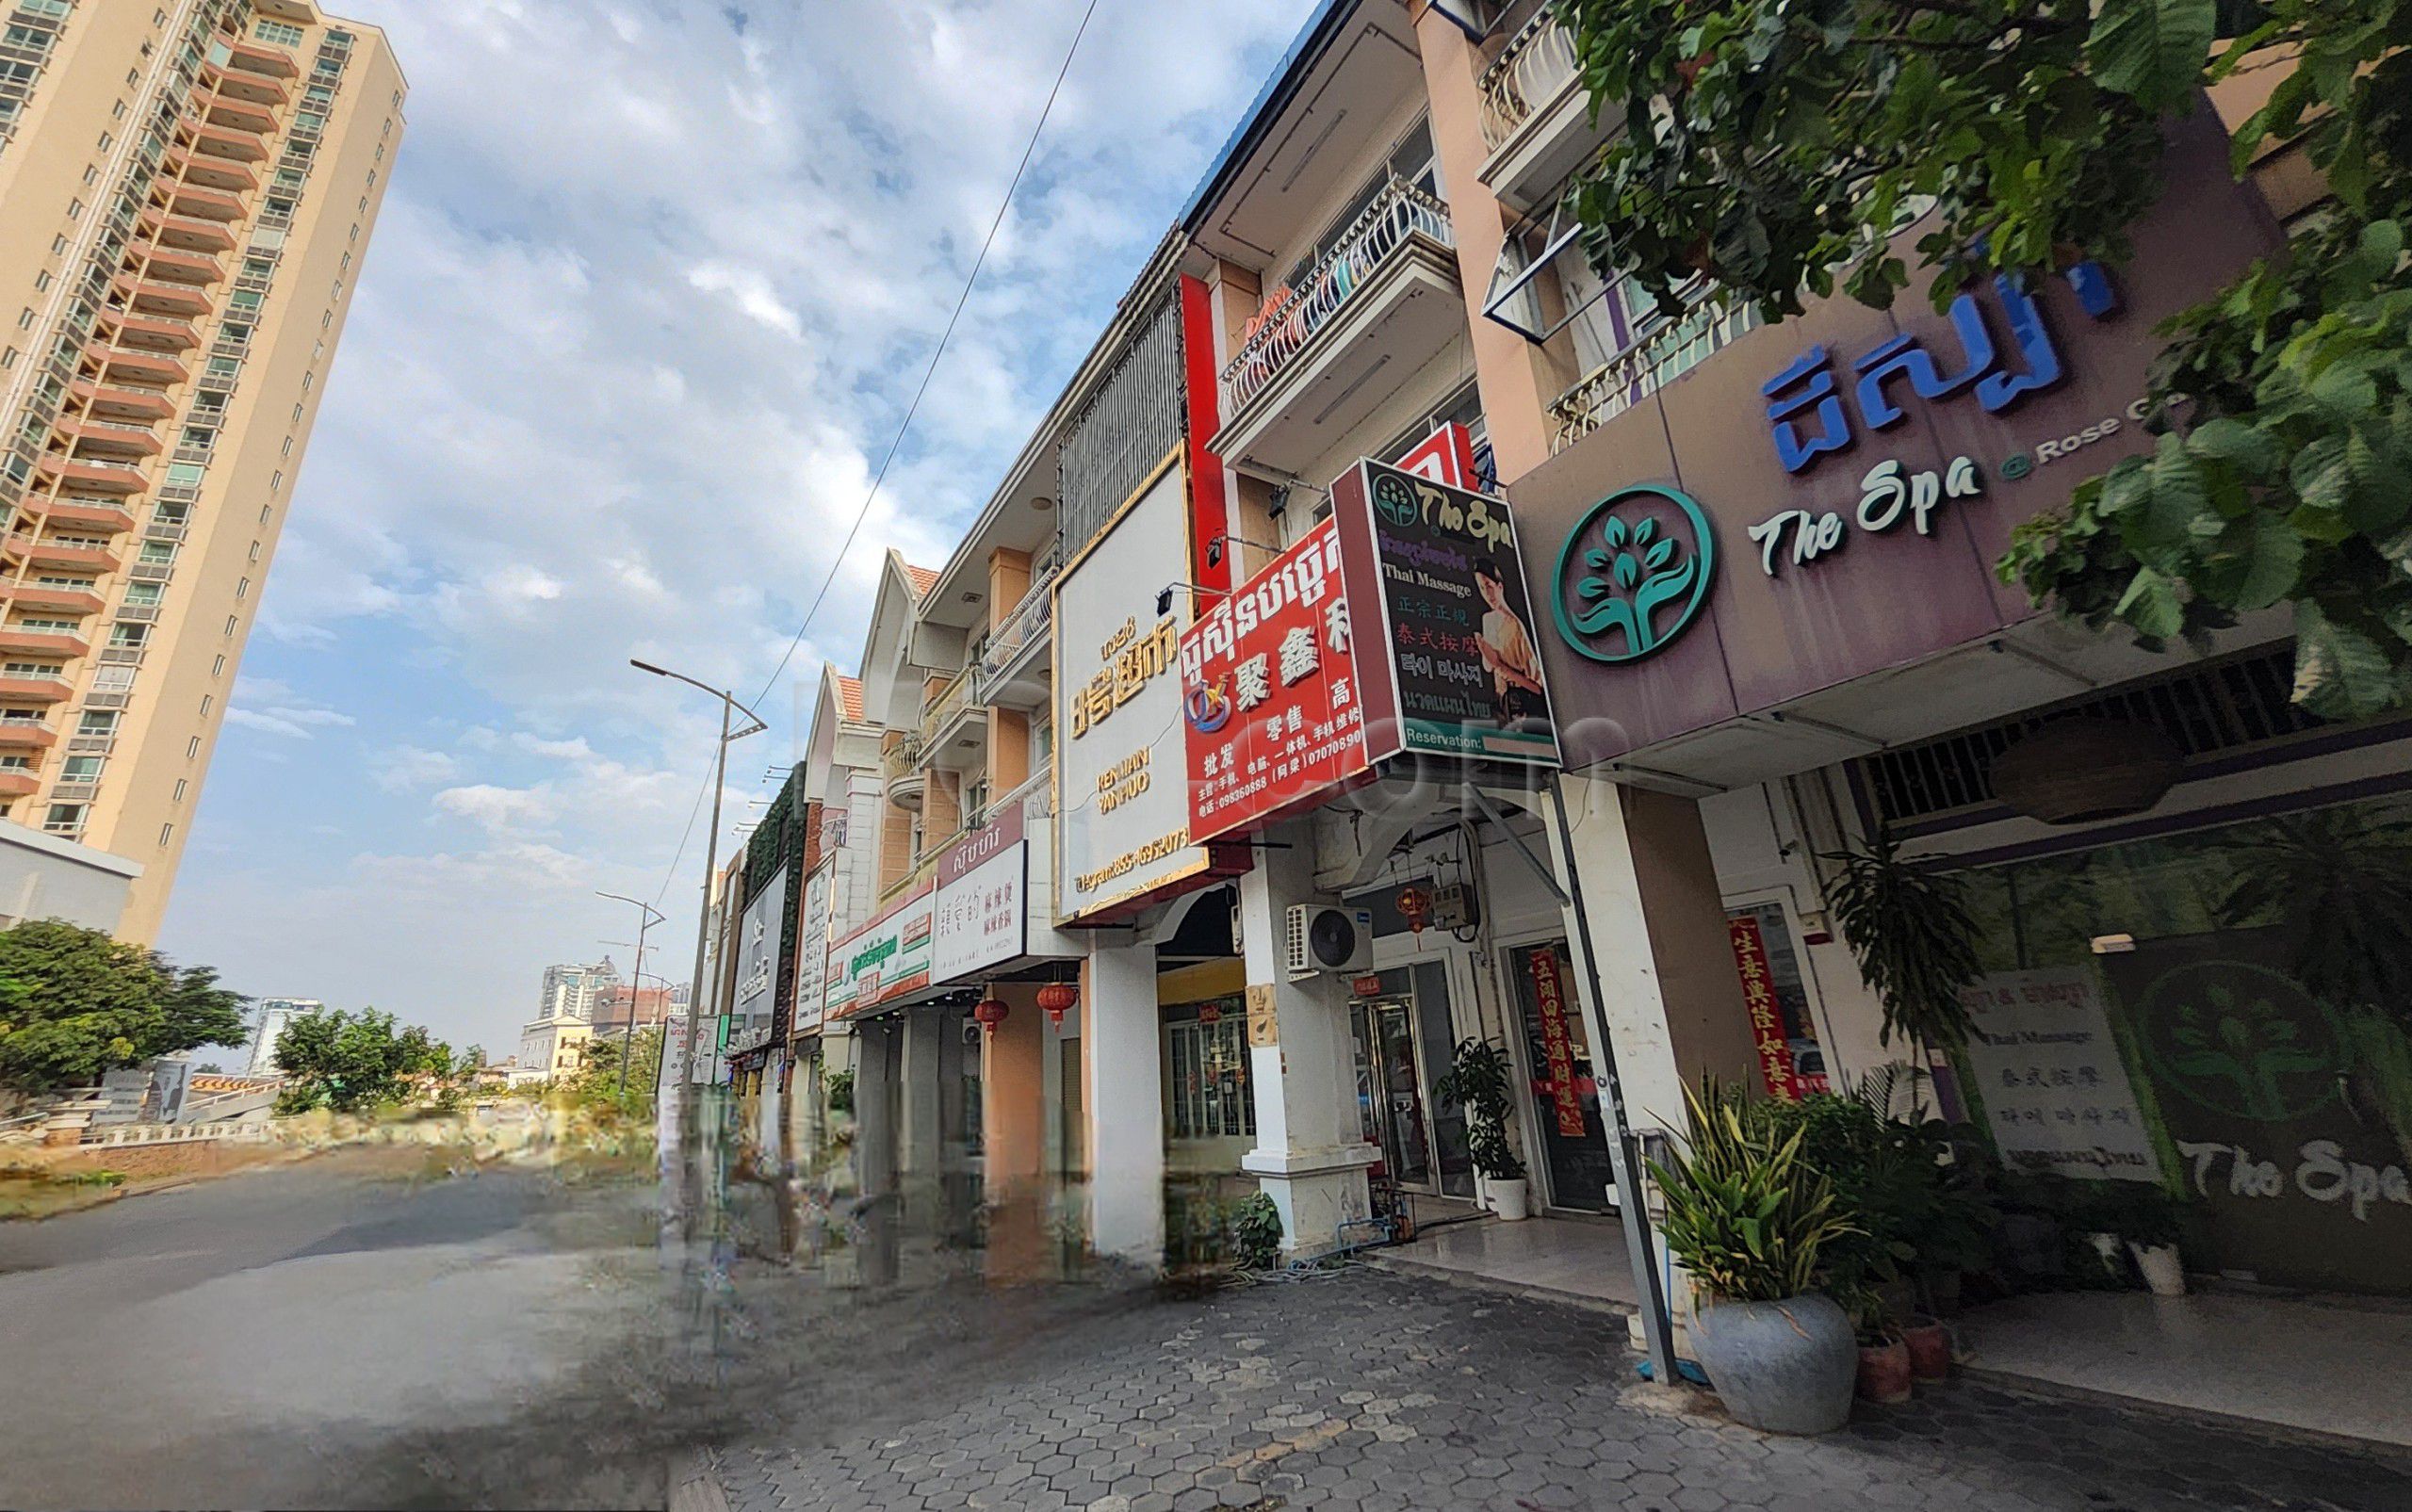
left=1527, top=947, right=1589, bottom=1138
left=1727, top=916, right=1801, bottom=1100
left=1179, top=274, right=1231, bottom=595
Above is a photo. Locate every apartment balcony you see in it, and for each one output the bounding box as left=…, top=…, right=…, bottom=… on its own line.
left=139, top=246, right=226, bottom=286
left=0, top=626, right=89, bottom=658
left=167, top=145, right=257, bottom=194
left=0, top=772, right=40, bottom=800
left=184, top=120, right=270, bottom=164
left=167, top=181, right=249, bottom=220
left=34, top=455, right=147, bottom=497
left=203, top=93, right=280, bottom=134
left=0, top=675, right=76, bottom=707
left=224, top=39, right=301, bottom=79
left=0, top=720, right=57, bottom=750
left=120, top=278, right=213, bottom=319
left=140, top=209, right=238, bottom=255
left=1545, top=292, right=1764, bottom=453
left=71, top=380, right=177, bottom=424
left=3, top=584, right=106, bottom=616
left=1211, top=180, right=1463, bottom=477
left=974, top=546, right=1063, bottom=711
left=94, top=310, right=201, bottom=354
left=4, top=534, right=119, bottom=575
left=41, top=501, right=138, bottom=534
left=202, top=59, right=289, bottom=106
left=919, top=667, right=979, bottom=750
left=61, top=417, right=163, bottom=461
left=1475, top=6, right=1620, bottom=216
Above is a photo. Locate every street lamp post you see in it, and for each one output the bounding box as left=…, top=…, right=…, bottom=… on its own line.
left=596, top=891, right=664, bottom=1097
left=631, top=659, right=768, bottom=1091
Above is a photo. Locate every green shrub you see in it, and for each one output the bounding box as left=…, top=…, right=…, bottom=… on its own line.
left=1230, top=1192, right=1282, bottom=1271
left=1651, top=1079, right=1857, bottom=1304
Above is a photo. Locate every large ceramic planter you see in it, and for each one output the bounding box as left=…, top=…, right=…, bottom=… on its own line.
left=1687, top=1293, right=1857, bottom=1435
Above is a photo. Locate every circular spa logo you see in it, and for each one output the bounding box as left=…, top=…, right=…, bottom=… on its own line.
left=1552, top=485, right=1716, bottom=664
left=1371, top=469, right=1423, bottom=528
left=2135, top=960, right=2345, bottom=1123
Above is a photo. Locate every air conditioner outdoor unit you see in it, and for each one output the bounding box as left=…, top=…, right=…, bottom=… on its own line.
left=1284, top=903, right=1373, bottom=980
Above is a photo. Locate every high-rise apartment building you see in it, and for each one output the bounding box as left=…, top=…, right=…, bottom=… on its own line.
left=537, top=959, right=619, bottom=1022
left=0, top=1, right=403, bottom=940
left=241, top=993, right=316, bottom=1074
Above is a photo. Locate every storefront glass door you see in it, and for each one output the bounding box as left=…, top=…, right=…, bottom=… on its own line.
left=1508, top=940, right=1616, bottom=1212
left=1348, top=965, right=1475, bottom=1198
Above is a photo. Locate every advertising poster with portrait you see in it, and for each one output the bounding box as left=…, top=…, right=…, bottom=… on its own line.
left=1330, top=459, right=1561, bottom=770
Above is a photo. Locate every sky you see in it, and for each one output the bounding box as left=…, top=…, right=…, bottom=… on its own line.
left=156, top=0, right=1312, bottom=1064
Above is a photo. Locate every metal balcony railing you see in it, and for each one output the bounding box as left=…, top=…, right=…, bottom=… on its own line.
left=1478, top=6, right=1580, bottom=152
left=974, top=542, right=1065, bottom=694
left=1547, top=289, right=1762, bottom=452
left=920, top=667, right=975, bottom=749
left=879, top=734, right=922, bottom=781
left=1219, top=179, right=1456, bottom=416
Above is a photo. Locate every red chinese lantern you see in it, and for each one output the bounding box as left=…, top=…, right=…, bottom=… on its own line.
left=1396, top=884, right=1432, bottom=935
left=1351, top=974, right=1385, bottom=999
left=1036, top=982, right=1078, bottom=1027
left=1198, top=1001, right=1223, bottom=1025
left=972, top=998, right=1010, bottom=1035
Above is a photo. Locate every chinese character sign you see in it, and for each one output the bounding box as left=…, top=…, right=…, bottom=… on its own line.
left=1960, top=966, right=2161, bottom=1182
left=1179, top=517, right=1372, bottom=842
left=1527, top=947, right=1588, bottom=1138
left=1726, top=917, right=1801, bottom=1101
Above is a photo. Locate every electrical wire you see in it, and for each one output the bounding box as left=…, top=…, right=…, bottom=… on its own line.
left=749, top=0, right=1105, bottom=713
left=650, top=741, right=724, bottom=913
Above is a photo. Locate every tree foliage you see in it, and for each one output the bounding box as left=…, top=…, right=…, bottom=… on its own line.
left=1563, top=0, right=2412, bottom=716
left=271, top=1006, right=453, bottom=1114
left=0, top=920, right=247, bottom=1093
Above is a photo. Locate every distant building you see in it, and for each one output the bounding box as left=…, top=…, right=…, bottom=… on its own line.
left=0, top=820, right=140, bottom=934
left=589, top=983, right=675, bottom=1036
left=537, top=959, right=619, bottom=1022
left=515, top=1016, right=591, bottom=1080
left=244, top=997, right=320, bottom=1076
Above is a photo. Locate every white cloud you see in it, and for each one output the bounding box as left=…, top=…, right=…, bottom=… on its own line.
left=372, top=744, right=464, bottom=792
left=224, top=677, right=357, bottom=740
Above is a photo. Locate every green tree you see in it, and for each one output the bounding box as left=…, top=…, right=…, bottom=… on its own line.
left=271, top=1006, right=451, bottom=1114
left=0, top=920, right=248, bottom=1093
left=577, top=1026, right=662, bottom=1105
left=1563, top=0, right=2412, bottom=716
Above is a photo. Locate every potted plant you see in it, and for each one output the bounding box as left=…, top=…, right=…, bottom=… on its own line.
left=1434, top=1037, right=1530, bottom=1221
left=1822, top=830, right=1984, bottom=1053
left=2104, top=1183, right=2188, bottom=1296
left=1651, top=1079, right=1861, bottom=1434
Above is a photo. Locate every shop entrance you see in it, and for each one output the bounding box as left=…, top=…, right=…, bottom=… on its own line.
left=1349, top=963, right=1474, bottom=1198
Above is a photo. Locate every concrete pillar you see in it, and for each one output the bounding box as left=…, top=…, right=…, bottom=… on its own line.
left=853, top=1021, right=901, bottom=1197
left=983, top=984, right=1049, bottom=1281
left=1084, top=935, right=1164, bottom=1267
left=1238, top=822, right=1378, bottom=1258
left=1545, top=772, right=1762, bottom=1140
left=900, top=1008, right=945, bottom=1179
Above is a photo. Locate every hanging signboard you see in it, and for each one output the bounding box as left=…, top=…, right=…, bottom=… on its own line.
left=728, top=863, right=788, bottom=1056
left=934, top=805, right=1028, bottom=983
left=792, top=862, right=832, bottom=1036
left=1331, top=458, right=1561, bottom=769
left=1179, top=516, right=1374, bottom=842
left=1727, top=917, right=1802, bottom=1102
left=1960, top=965, right=2159, bottom=1181
left=1055, top=453, right=1245, bottom=922
left=824, top=885, right=934, bottom=1021
left=1526, top=947, right=1588, bottom=1138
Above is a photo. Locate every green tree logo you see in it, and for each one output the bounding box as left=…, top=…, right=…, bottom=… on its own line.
left=1552, top=486, right=1717, bottom=663
left=2139, top=962, right=2345, bottom=1122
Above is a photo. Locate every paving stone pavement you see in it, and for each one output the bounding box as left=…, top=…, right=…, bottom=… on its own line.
left=705, top=1268, right=2412, bottom=1512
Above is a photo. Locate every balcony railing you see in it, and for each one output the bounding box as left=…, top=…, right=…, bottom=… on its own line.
left=1547, top=289, right=1763, bottom=453
left=974, top=542, right=1066, bottom=693
left=920, top=667, right=976, bottom=748
left=1220, top=179, right=1456, bottom=415
left=1478, top=7, right=1580, bottom=152
left=879, top=734, right=923, bottom=781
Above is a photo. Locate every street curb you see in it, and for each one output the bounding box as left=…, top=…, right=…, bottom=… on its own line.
left=1959, top=1364, right=2412, bottom=1467
left=1361, top=1251, right=1638, bottom=1318
left=667, top=1449, right=730, bottom=1512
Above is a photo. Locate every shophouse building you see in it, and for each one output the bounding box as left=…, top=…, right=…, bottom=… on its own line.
left=763, top=0, right=2405, bottom=1301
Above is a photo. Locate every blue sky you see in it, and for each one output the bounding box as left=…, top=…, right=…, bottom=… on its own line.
left=155, top=0, right=1310, bottom=1061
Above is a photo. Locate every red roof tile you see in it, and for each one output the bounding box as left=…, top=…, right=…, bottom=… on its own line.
left=904, top=562, right=939, bottom=598
left=832, top=674, right=864, bottom=722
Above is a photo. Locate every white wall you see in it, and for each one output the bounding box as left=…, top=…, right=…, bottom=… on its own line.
left=0, top=820, right=139, bottom=935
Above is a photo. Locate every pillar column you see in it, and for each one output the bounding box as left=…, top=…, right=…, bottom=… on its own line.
left=1238, top=821, right=1378, bottom=1259
left=900, top=1007, right=945, bottom=1180
left=853, top=1021, right=900, bottom=1197
left=983, top=984, right=1047, bottom=1281
left=1545, top=772, right=1760, bottom=1142
left=1084, top=935, right=1164, bottom=1267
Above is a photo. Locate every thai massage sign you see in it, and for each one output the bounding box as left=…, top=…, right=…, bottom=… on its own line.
left=1180, top=516, right=1372, bottom=842
left=1329, top=459, right=1560, bottom=768
left=1959, top=966, right=2159, bottom=1183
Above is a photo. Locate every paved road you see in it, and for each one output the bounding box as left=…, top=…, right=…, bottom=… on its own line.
left=0, top=1148, right=676, bottom=1509
left=7, top=1129, right=2411, bottom=1512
